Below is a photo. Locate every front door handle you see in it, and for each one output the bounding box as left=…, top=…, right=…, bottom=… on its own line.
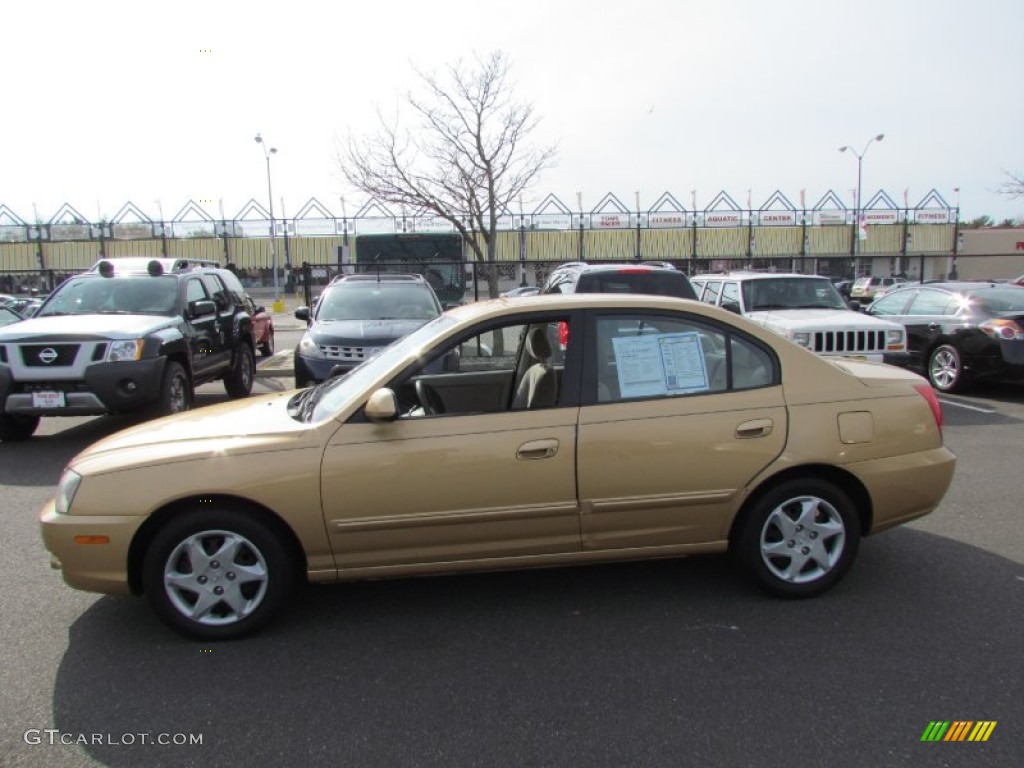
left=517, top=439, right=559, bottom=460
left=735, top=418, right=773, bottom=439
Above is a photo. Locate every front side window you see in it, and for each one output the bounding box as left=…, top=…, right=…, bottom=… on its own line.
left=866, top=290, right=914, bottom=316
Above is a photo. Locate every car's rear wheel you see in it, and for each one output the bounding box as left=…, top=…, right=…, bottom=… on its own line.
left=224, top=343, right=255, bottom=398
left=155, top=361, right=191, bottom=417
left=259, top=331, right=274, bottom=357
left=735, top=478, right=860, bottom=597
left=0, top=413, right=40, bottom=441
left=142, top=508, right=294, bottom=640
left=928, top=343, right=965, bottom=393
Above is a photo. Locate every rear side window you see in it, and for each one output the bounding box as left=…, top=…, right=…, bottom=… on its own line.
left=579, top=271, right=696, bottom=299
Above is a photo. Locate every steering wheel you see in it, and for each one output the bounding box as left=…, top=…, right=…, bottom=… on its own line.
left=415, top=379, right=445, bottom=416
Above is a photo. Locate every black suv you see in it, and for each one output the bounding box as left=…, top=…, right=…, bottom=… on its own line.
left=293, top=273, right=443, bottom=387
left=0, top=258, right=257, bottom=441
left=541, top=262, right=697, bottom=299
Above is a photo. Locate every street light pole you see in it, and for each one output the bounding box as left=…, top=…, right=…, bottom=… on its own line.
left=839, top=133, right=884, bottom=278
left=254, top=133, right=279, bottom=297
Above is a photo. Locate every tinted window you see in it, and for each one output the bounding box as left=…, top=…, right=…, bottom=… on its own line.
left=965, top=287, right=1024, bottom=313
left=866, top=291, right=913, bottom=316
left=317, top=283, right=441, bottom=321
left=578, top=271, right=696, bottom=299
left=906, top=290, right=957, bottom=316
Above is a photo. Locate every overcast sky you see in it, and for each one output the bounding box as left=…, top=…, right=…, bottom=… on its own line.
left=2, top=0, right=1022, bottom=225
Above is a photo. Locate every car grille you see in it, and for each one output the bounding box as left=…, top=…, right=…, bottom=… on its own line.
left=812, top=330, right=886, bottom=354
left=319, top=344, right=371, bottom=362
left=20, top=344, right=80, bottom=366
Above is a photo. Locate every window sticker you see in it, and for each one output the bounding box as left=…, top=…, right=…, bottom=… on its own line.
left=612, top=332, right=709, bottom=398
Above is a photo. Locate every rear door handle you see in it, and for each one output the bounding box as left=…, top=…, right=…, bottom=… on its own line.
left=517, top=439, right=559, bottom=460
left=736, top=418, right=773, bottom=439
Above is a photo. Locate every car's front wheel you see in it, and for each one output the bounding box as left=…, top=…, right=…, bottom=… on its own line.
left=735, top=478, right=860, bottom=597
left=155, top=361, right=191, bottom=417
left=224, top=343, right=255, bottom=398
left=0, top=413, right=40, bottom=441
left=142, top=508, right=295, bottom=640
left=928, top=343, right=965, bottom=393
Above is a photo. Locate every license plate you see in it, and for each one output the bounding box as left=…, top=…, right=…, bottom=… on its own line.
left=32, top=391, right=66, bottom=408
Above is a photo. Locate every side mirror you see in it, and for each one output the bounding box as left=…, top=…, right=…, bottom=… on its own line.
left=295, top=306, right=310, bottom=322
left=365, top=388, right=399, bottom=422
left=189, top=299, right=217, bottom=318
left=848, top=301, right=862, bottom=312
left=255, top=305, right=266, bottom=314
left=721, top=301, right=741, bottom=314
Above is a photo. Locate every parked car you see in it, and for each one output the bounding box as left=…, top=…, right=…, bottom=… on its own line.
left=542, top=262, right=697, bottom=299
left=242, top=295, right=275, bottom=356
left=5, top=296, right=45, bottom=317
left=41, top=293, right=955, bottom=640
left=1011, top=274, right=1024, bottom=287
left=0, top=305, right=24, bottom=327
left=500, top=286, right=541, bottom=298
left=0, top=258, right=256, bottom=441
left=864, top=281, right=1024, bottom=392
left=690, top=272, right=907, bottom=362
left=293, top=273, right=443, bottom=387
left=849, top=275, right=908, bottom=304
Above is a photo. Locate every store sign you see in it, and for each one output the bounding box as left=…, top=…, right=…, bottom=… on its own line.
left=703, top=211, right=743, bottom=227
left=758, top=211, right=797, bottom=226
left=354, top=217, right=395, bottom=235
left=863, top=210, right=898, bottom=225
left=532, top=213, right=572, bottom=230
left=50, top=224, right=91, bottom=241
left=915, top=210, right=950, bottom=224
left=648, top=212, right=687, bottom=228
left=294, top=219, right=336, bottom=236
left=814, top=211, right=847, bottom=226
left=0, top=226, right=28, bottom=242
left=111, top=222, right=153, bottom=240
left=413, top=216, right=454, bottom=233
left=592, top=213, right=630, bottom=229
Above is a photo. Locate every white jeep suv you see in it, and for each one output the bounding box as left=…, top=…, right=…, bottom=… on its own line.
left=690, top=272, right=908, bottom=363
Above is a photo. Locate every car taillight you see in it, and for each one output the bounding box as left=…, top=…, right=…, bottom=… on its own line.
left=616, top=268, right=653, bottom=274
left=978, top=318, right=1024, bottom=341
left=558, top=321, right=569, bottom=347
left=913, top=382, right=943, bottom=433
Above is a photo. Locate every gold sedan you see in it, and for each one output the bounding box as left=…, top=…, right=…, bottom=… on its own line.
left=41, top=294, right=956, bottom=640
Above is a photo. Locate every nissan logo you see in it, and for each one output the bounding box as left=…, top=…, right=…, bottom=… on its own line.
left=38, top=348, right=59, bottom=364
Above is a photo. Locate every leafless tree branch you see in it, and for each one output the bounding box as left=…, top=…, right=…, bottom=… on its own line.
left=337, top=51, right=557, bottom=291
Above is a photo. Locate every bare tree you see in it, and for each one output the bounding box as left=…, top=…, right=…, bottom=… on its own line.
left=339, top=51, right=557, bottom=295
left=996, top=170, right=1024, bottom=200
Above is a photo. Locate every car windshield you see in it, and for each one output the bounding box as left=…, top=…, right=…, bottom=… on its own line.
left=967, top=287, right=1024, bottom=313
left=744, top=278, right=847, bottom=311
left=315, top=283, right=441, bottom=321
left=35, top=276, right=179, bottom=317
left=296, top=314, right=459, bottom=423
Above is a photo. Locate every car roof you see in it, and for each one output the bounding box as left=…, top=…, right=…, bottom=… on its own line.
left=88, top=257, right=221, bottom=275
left=330, top=273, right=428, bottom=284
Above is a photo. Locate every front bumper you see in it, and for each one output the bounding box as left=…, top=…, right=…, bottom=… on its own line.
left=39, top=500, right=144, bottom=594
left=1, top=357, right=167, bottom=416
left=294, top=353, right=358, bottom=386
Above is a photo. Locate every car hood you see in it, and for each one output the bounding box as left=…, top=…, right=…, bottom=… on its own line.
left=0, top=313, right=176, bottom=340
left=70, top=391, right=317, bottom=475
left=308, top=318, right=433, bottom=344
left=746, top=308, right=901, bottom=330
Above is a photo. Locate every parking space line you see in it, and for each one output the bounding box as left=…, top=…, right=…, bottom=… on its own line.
left=937, top=398, right=996, bottom=414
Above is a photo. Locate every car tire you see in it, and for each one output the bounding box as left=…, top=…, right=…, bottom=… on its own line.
left=142, top=507, right=295, bottom=641
left=155, top=361, right=192, bottom=417
left=259, top=331, right=274, bottom=358
left=928, top=343, right=965, bottom=393
left=735, top=478, right=860, bottom=598
left=224, top=343, right=255, bottom=399
left=0, top=413, right=40, bottom=441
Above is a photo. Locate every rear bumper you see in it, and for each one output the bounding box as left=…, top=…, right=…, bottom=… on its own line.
left=850, top=446, right=957, bottom=533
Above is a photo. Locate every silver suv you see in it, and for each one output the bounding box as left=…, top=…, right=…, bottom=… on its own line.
left=690, top=272, right=908, bottom=362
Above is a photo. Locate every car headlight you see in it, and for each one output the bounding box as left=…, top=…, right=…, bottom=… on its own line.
left=298, top=334, right=325, bottom=358
left=791, top=332, right=812, bottom=348
left=886, top=329, right=906, bottom=350
left=55, top=469, right=82, bottom=515
left=106, top=339, right=144, bottom=362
